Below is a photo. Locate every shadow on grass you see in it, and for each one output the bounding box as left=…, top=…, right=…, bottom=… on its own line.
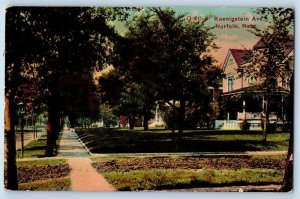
left=76, top=128, right=289, bottom=153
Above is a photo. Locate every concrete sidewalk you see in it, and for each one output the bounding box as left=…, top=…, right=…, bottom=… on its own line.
left=57, top=130, right=89, bottom=157
left=57, top=130, right=116, bottom=191
left=68, top=158, right=116, bottom=191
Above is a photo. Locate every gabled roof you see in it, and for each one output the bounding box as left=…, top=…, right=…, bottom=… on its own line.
left=223, top=36, right=294, bottom=70
left=222, top=49, right=249, bottom=69
left=253, top=37, right=294, bottom=57
left=230, top=49, right=250, bottom=66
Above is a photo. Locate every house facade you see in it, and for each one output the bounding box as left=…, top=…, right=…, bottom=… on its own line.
left=216, top=38, right=293, bottom=130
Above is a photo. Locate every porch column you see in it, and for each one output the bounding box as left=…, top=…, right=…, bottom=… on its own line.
left=262, top=95, right=265, bottom=127
left=243, top=99, right=246, bottom=120
left=227, top=112, right=230, bottom=120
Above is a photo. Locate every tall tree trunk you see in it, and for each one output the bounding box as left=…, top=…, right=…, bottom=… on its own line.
left=172, top=100, right=176, bottom=134
left=69, top=114, right=76, bottom=128
left=262, top=98, right=269, bottom=143
left=280, top=73, right=294, bottom=192
left=143, top=107, right=150, bottom=131
left=20, top=115, right=24, bottom=158
left=129, top=115, right=135, bottom=130
left=5, top=96, right=18, bottom=190
left=178, top=99, right=185, bottom=134
left=280, top=132, right=293, bottom=191
left=45, top=96, right=61, bottom=157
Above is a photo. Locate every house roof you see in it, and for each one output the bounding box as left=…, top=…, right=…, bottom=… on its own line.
left=229, top=49, right=250, bottom=66
left=222, top=85, right=290, bottom=96
left=253, top=37, right=294, bottom=57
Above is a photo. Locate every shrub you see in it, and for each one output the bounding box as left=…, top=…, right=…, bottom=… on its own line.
left=240, top=120, right=250, bottom=131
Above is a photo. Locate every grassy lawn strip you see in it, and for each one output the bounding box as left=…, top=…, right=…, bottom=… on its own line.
left=101, top=168, right=283, bottom=191
left=91, top=155, right=285, bottom=191
left=91, top=154, right=287, bottom=163
left=5, top=158, right=71, bottom=190
left=92, top=156, right=285, bottom=172
left=16, top=133, right=47, bottom=158
left=19, top=177, right=71, bottom=191
left=16, top=133, right=62, bottom=158
left=16, top=158, right=67, bottom=167
left=76, top=128, right=289, bottom=153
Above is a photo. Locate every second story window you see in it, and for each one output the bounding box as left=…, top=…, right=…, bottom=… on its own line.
left=228, top=76, right=234, bottom=91
left=248, top=76, right=254, bottom=86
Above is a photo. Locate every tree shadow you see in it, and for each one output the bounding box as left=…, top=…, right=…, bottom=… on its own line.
left=75, top=129, right=285, bottom=153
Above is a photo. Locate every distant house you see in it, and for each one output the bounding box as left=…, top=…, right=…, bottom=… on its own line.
left=216, top=38, right=294, bottom=130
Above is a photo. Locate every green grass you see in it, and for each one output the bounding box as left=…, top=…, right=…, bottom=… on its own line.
left=4, top=158, right=70, bottom=190
left=91, top=156, right=139, bottom=162
left=16, top=138, right=46, bottom=158
left=205, top=133, right=289, bottom=141
left=102, top=168, right=283, bottom=191
left=90, top=154, right=287, bottom=163
left=5, top=158, right=67, bottom=169
left=76, top=128, right=290, bottom=153
left=18, top=177, right=71, bottom=191
left=16, top=159, right=67, bottom=168
left=16, top=133, right=61, bottom=158
left=91, top=155, right=285, bottom=191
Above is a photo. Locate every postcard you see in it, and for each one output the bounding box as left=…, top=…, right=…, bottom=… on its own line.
left=4, top=6, right=294, bottom=192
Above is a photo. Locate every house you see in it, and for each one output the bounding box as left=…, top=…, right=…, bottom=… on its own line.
left=216, top=38, right=294, bottom=130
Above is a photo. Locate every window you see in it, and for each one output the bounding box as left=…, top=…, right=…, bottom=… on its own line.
left=248, top=76, right=254, bottom=86
left=228, top=58, right=234, bottom=65
left=228, top=76, right=234, bottom=91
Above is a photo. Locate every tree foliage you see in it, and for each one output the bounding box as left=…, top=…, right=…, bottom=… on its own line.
left=5, top=7, right=134, bottom=189
left=242, top=8, right=294, bottom=191
left=120, top=8, right=219, bottom=132
left=241, top=8, right=294, bottom=136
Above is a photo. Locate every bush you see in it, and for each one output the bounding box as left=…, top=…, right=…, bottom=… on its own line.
left=240, top=120, right=250, bottom=131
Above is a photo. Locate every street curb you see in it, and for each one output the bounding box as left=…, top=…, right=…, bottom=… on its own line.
left=88, top=151, right=288, bottom=157
left=72, top=131, right=95, bottom=156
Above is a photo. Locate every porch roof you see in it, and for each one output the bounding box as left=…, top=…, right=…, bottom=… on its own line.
left=222, top=86, right=290, bottom=97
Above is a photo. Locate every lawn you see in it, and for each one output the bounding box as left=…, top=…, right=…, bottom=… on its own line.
left=76, top=128, right=290, bottom=153
left=16, top=136, right=46, bottom=158
left=4, top=158, right=71, bottom=191
left=91, top=155, right=285, bottom=191
left=16, top=133, right=61, bottom=158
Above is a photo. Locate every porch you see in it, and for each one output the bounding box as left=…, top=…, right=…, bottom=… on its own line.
left=215, top=120, right=263, bottom=130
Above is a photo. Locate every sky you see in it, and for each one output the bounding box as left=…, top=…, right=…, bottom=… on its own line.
left=111, top=7, right=273, bottom=66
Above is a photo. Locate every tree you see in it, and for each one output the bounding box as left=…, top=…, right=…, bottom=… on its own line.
left=244, top=8, right=294, bottom=191
left=5, top=7, right=46, bottom=189
left=5, top=7, right=134, bottom=189
left=99, top=68, right=144, bottom=130
left=16, top=7, right=134, bottom=156
left=62, top=74, right=100, bottom=128
left=121, top=8, right=217, bottom=133
left=99, top=104, right=117, bottom=127
left=243, top=8, right=293, bottom=141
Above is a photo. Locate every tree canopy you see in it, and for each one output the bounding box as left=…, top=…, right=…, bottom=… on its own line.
left=5, top=7, right=134, bottom=189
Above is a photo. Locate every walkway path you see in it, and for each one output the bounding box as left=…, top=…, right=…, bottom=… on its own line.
left=57, top=129, right=89, bottom=157
left=68, top=158, right=116, bottom=191
left=57, top=130, right=116, bottom=191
